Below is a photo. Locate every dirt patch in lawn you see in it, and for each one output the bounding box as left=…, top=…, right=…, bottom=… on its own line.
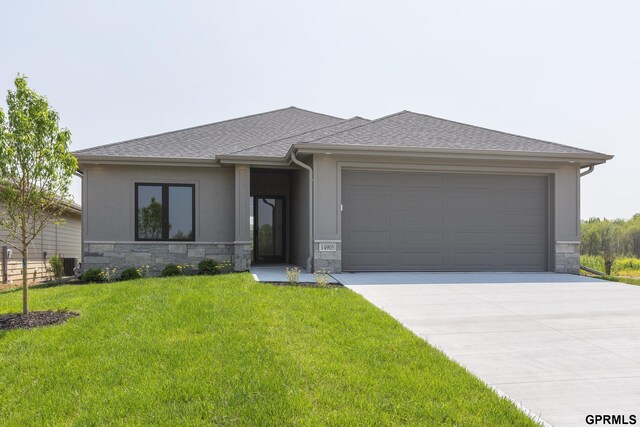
left=0, top=311, right=79, bottom=331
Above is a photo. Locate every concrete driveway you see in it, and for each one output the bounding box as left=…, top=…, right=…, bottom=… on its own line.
left=335, top=272, right=640, bottom=427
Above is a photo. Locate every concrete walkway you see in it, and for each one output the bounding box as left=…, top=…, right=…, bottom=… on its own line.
left=250, top=265, right=339, bottom=284
left=337, top=272, right=640, bottom=427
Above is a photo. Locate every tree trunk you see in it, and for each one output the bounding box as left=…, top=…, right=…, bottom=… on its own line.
left=605, top=260, right=613, bottom=276
left=22, top=247, right=28, bottom=315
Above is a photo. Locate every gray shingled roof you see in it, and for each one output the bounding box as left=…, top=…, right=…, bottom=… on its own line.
left=76, top=107, right=607, bottom=161
left=231, top=117, right=370, bottom=158
left=303, top=111, right=602, bottom=155
left=74, top=107, right=343, bottom=159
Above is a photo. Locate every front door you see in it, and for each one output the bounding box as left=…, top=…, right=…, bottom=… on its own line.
left=253, top=196, right=286, bottom=263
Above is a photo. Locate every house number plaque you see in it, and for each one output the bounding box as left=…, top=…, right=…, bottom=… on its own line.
left=319, top=243, right=337, bottom=252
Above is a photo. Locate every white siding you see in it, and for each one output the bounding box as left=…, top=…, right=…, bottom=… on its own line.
left=0, top=204, right=81, bottom=283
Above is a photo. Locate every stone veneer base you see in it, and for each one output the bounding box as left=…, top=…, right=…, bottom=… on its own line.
left=313, top=240, right=341, bottom=273
left=83, top=242, right=251, bottom=276
left=555, top=242, right=580, bottom=274
left=86, top=240, right=579, bottom=276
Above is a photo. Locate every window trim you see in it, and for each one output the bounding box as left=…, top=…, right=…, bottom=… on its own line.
left=134, top=183, right=196, bottom=242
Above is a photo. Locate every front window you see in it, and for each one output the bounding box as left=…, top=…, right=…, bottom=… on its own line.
left=135, top=183, right=195, bottom=241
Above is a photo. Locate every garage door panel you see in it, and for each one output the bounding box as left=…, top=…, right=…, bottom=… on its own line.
left=448, top=174, right=497, bottom=189
left=445, top=190, right=494, bottom=211
left=400, top=231, right=444, bottom=246
left=396, top=191, right=444, bottom=209
left=344, top=210, right=390, bottom=230
left=505, top=252, right=546, bottom=267
left=344, top=171, right=391, bottom=186
left=345, top=230, right=390, bottom=246
left=446, top=212, right=498, bottom=230
left=505, top=175, right=548, bottom=191
left=507, top=232, right=546, bottom=246
left=453, top=252, right=496, bottom=268
left=346, top=191, right=390, bottom=208
left=401, top=252, right=445, bottom=268
left=344, top=252, right=390, bottom=270
left=342, top=170, right=548, bottom=272
left=401, top=173, right=443, bottom=188
left=397, top=208, right=444, bottom=229
left=503, top=193, right=546, bottom=211
left=452, top=231, right=496, bottom=247
left=504, top=213, right=546, bottom=229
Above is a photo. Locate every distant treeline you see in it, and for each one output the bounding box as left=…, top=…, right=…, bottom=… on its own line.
left=581, top=214, right=640, bottom=273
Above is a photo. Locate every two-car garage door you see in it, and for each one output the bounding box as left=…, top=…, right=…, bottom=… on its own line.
left=341, top=170, right=549, bottom=272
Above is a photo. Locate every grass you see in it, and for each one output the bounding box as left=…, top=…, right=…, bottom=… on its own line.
left=580, top=255, right=640, bottom=277
left=581, top=255, right=640, bottom=286
left=582, top=272, right=640, bottom=287
left=0, top=274, right=536, bottom=426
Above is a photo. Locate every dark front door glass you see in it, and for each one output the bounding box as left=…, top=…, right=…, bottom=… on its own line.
left=254, top=197, right=285, bottom=263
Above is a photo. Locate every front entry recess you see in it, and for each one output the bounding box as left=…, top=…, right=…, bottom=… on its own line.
left=253, top=196, right=286, bottom=263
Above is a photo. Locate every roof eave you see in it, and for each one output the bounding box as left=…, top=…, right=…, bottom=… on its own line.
left=75, top=155, right=218, bottom=168
left=215, top=154, right=291, bottom=167
left=73, top=144, right=614, bottom=169
left=64, top=203, right=82, bottom=215
left=292, top=143, right=613, bottom=166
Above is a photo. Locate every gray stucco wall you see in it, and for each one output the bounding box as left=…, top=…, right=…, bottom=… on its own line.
left=83, top=164, right=235, bottom=242
left=289, top=169, right=310, bottom=269
left=81, top=155, right=584, bottom=275
left=311, top=154, right=583, bottom=274
left=81, top=164, right=244, bottom=273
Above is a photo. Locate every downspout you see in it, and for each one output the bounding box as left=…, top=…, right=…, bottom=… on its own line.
left=580, top=165, right=595, bottom=177
left=577, top=164, right=596, bottom=274
left=290, top=150, right=313, bottom=273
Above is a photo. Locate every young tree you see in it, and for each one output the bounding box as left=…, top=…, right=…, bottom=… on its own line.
left=0, top=76, right=77, bottom=314
left=581, top=218, right=602, bottom=256
left=598, top=221, right=622, bottom=275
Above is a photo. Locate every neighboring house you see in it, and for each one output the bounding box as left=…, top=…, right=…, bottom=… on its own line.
left=75, top=107, right=612, bottom=275
left=0, top=202, right=82, bottom=284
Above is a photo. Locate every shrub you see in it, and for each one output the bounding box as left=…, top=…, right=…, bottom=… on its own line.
left=177, top=264, right=196, bottom=275
left=138, top=265, right=150, bottom=278
left=49, top=255, right=64, bottom=280
left=314, top=270, right=331, bottom=287
left=198, top=259, right=220, bottom=275
left=218, top=260, right=233, bottom=273
left=120, top=267, right=142, bottom=281
left=161, top=264, right=182, bottom=277
left=103, top=267, right=118, bottom=281
left=82, top=268, right=106, bottom=283
left=286, top=267, right=301, bottom=284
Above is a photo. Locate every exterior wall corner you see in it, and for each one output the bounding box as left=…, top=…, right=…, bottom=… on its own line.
left=233, top=242, right=251, bottom=272
left=554, top=241, right=580, bottom=274
left=313, top=240, right=341, bottom=273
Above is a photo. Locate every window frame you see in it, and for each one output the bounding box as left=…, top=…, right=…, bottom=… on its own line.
left=134, top=183, right=196, bottom=242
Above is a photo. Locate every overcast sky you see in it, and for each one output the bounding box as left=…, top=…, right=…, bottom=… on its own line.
left=1, top=1, right=638, bottom=219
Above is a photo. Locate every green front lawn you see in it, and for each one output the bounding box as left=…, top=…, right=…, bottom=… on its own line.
left=582, top=272, right=640, bottom=287
left=0, top=274, right=535, bottom=426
